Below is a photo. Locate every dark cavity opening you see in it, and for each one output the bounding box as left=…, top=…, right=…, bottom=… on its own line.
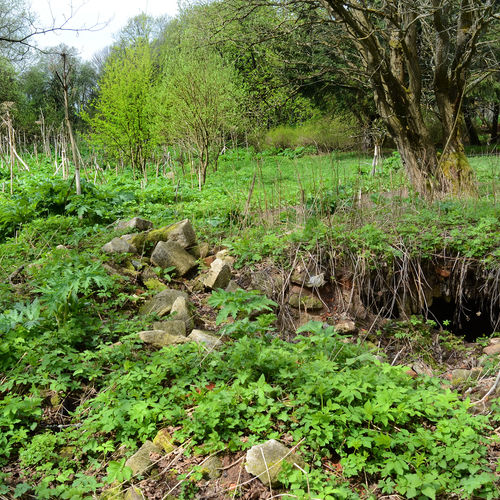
left=426, top=296, right=497, bottom=342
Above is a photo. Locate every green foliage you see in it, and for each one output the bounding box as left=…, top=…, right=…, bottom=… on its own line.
left=208, top=289, right=277, bottom=325
left=29, top=250, right=116, bottom=325
left=84, top=42, right=161, bottom=171
left=265, top=114, right=360, bottom=152
left=159, top=45, right=242, bottom=185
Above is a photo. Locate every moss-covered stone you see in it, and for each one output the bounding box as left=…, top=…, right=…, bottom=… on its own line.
left=153, top=428, right=176, bottom=453
left=125, top=440, right=162, bottom=476
left=146, top=219, right=196, bottom=249
left=144, top=278, right=167, bottom=291
left=200, top=455, right=222, bottom=479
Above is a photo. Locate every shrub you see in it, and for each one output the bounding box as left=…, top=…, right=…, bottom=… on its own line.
left=265, top=114, right=360, bottom=152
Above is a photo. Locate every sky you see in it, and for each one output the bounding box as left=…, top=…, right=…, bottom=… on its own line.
left=31, top=0, right=179, bottom=60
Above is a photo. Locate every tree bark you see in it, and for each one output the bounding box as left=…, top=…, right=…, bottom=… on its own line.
left=491, top=101, right=499, bottom=144
left=464, top=103, right=481, bottom=146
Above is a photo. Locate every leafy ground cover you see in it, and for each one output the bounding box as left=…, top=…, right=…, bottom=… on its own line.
left=0, top=149, right=499, bottom=499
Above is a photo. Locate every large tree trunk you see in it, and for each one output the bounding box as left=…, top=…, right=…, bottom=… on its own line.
left=435, top=92, right=477, bottom=196
left=491, top=101, right=499, bottom=144
left=464, top=102, right=481, bottom=146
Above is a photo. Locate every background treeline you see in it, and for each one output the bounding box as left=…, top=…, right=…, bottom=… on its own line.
left=0, top=0, right=498, bottom=185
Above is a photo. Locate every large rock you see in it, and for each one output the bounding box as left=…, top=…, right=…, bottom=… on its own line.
left=245, top=439, right=305, bottom=486
left=139, top=329, right=188, bottom=347
left=139, top=289, right=188, bottom=316
left=203, top=259, right=232, bottom=289
left=288, top=286, right=323, bottom=310
left=116, top=217, right=153, bottom=232
left=146, top=219, right=196, bottom=248
left=149, top=320, right=186, bottom=337
left=151, top=241, right=197, bottom=276
left=188, top=330, right=221, bottom=349
left=125, top=440, right=162, bottom=476
left=102, top=237, right=136, bottom=254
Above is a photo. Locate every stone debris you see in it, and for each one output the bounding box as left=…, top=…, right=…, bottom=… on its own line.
left=203, top=258, right=232, bottom=289
left=245, top=439, right=305, bottom=486
left=102, top=237, right=136, bottom=254
left=125, top=440, right=162, bottom=476
left=151, top=240, right=197, bottom=276
left=139, top=289, right=189, bottom=317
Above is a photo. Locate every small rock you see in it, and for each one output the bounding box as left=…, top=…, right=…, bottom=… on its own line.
left=412, top=361, right=434, bottom=377
left=291, top=263, right=318, bottom=286
left=200, top=456, right=222, bottom=479
left=188, top=330, right=221, bottom=349
left=127, top=232, right=149, bottom=253
left=288, top=286, right=323, bottom=311
left=489, top=337, right=500, bottom=345
left=139, top=289, right=188, bottom=316
left=225, top=280, right=241, bottom=293
left=189, top=242, right=210, bottom=259
left=215, top=249, right=235, bottom=266
left=307, top=273, right=325, bottom=288
left=153, top=429, right=176, bottom=453
left=245, top=439, right=305, bottom=486
left=170, top=296, right=194, bottom=332
left=130, top=259, right=144, bottom=271
left=139, top=329, right=188, bottom=347
left=140, top=266, right=159, bottom=283
left=334, top=319, right=356, bottom=334
left=446, top=369, right=480, bottom=385
left=125, top=440, right=162, bottom=476
left=102, top=237, right=136, bottom=254
left=203, top=259, right=232, bottom=289
left=151, top=241, right=197, bottom=276
left=146, top=219, right=196, bottom=248
left=116, top=217, right=153, bottom=232
left=203, top=255, right=216, bottom=267
left=483, top=343, right=500, bottom=356
left=55, top=244, right=67, bottom=250
left=124, top=486, right=144, bottom=500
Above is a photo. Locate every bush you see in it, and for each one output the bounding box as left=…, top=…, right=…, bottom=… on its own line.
left=265, top=114, right=360, bottom=152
